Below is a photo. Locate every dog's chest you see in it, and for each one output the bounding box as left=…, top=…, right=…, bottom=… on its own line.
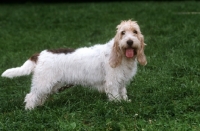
left=121, top=59, right=137, bottom=80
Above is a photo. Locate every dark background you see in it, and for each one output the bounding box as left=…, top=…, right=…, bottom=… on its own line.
left=0, top=0, right=199, bottom=4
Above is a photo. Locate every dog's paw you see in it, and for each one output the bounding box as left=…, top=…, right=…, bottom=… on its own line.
left=127, top=99, right=132, bottom=102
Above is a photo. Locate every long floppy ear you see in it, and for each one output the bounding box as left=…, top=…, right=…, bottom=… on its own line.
left=137, top=34, right=147, bottom=66
left=109, top=35, right=122, bottom=68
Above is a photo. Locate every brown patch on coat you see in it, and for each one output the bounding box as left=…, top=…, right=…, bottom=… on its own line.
left=58, top=84, right=74, bottom=92
left=47, top=48, right=75, bottom=54
left=30, top=53, right=40, bottom=63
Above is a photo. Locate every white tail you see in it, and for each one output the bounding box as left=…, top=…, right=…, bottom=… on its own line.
left=1, top=60, right=36, bottom=78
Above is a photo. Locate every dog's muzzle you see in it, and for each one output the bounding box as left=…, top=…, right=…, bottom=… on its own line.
left=125, top=40, right=136, bottom=58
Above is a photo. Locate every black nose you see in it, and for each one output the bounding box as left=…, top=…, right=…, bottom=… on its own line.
left=127, top=40, right=133, bottom=46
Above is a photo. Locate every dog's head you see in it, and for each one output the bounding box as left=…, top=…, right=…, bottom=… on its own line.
left=109, top=20, right=147, bottom=68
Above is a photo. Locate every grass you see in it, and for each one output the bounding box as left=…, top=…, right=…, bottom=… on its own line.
left=0, top=1, right=200, bottom=130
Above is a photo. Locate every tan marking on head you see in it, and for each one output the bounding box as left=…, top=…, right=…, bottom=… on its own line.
left=117, top=20, right=140, bottom=35
left=137, top=35, right=147, bottom=66
left=109, top=38, right=122, bottom=68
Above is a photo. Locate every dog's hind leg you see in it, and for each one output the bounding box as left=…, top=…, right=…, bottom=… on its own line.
left=24, top=91, right=48, bottom=110
left=24, top=74, right=57, bottom=110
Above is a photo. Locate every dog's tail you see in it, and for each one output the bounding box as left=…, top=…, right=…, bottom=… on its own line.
left=1, top=54, right=39, bottom=78
left=1, top=60, right=36, bottom=78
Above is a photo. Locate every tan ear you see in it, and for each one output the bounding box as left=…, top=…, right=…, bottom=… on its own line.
left=137, top=35, right=147, bottom=66
left=109, top=37, right=122, bottom=68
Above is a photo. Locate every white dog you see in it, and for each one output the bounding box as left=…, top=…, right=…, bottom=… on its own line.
left=2, top=20, right=147, bottom=110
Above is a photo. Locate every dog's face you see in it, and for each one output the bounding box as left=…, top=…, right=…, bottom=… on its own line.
left=109, top=20, right=147, bottom=68
left=116, top=21, right=141, bottom=58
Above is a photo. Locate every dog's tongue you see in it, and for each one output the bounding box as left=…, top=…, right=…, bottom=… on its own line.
left=125, top=49, right=134, bottom=58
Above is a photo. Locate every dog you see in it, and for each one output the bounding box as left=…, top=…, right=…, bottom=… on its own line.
left=2, top=20, right=147, bottom=110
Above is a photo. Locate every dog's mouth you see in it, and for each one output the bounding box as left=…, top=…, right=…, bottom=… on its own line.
left=125, top=48, right=137, bottom=58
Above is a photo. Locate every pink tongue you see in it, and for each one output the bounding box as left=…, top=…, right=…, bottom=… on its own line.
left=125, top=49, right=134, bottom=58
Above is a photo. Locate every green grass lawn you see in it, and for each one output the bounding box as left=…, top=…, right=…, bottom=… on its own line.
left=0, top=1, right=200, bottom=130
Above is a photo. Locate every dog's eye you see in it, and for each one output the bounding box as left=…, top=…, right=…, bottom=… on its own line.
left=133, top=30, right=138, bottom=34
left=121, top=31, right=125, bottom=35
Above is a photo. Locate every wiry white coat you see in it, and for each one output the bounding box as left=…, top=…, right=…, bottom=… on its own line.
left=2, top=20, right=147, bottom=110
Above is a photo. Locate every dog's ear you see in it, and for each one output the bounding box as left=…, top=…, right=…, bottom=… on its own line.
left=109, top=35, right=122, bottom=68
left=137, top=34, right=147, bottom=66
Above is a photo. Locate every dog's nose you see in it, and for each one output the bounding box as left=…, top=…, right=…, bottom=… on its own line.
left=127, top=40, right=133, bottom=46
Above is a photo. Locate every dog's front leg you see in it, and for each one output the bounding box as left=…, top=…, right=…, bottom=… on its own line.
left=105, top=81, right=121, bottom=101
left=119, top=86, right=131, bottom=102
